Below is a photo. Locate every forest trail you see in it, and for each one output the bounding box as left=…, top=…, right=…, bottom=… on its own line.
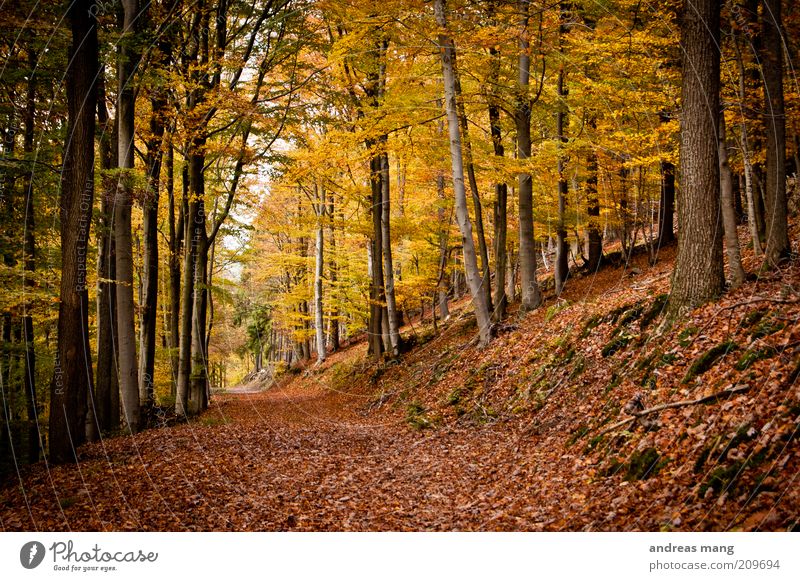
left=0, top=375, right=573, bottom=531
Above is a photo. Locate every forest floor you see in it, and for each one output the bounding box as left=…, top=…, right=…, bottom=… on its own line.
left=1, top=227, right=800, bottom=531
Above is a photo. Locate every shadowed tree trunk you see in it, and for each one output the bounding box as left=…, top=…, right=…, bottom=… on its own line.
left=586, top=118, right=602, bottom=271
left=115, top=0, right=141, bottom=433
left=669, top=0, right=724, bottom=314
left=48, top=0, right=99, bottom=463
left=94, top=68, right=119, bottom=435
left=718, top=111, right=745, bottom=288
left=554, top=2, right=569, bottom=295
left=760, top=0, right=788, bottom=265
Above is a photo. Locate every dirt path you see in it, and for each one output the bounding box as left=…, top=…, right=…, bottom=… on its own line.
left=0, top=379, right=560, bottom=531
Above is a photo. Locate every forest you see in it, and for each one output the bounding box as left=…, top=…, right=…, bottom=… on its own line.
left=0, top=0, right=798, bottom=532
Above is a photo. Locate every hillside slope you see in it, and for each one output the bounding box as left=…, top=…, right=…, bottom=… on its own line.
left=1, top=232, right=798, bottom=531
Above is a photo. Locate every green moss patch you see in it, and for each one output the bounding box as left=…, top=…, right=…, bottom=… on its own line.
left=682, top=341, right=737, bottom=383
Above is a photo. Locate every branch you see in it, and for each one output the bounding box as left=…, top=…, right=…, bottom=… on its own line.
left=597, top=384, right=751, bottom=437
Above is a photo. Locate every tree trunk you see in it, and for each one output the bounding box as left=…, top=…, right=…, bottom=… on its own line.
left=718, top=111, right=746, bottom=288
left=586, top=118, right=602, bottom=271
left=555, top=59, right=569, bottom=295
left=669, top=0, right=724, bottom=313
left=314, top=183, right=326, bottom=364
left=49, top=0, right=98, bottom=463
left=94, top=68, right=118, bottom=435
left=175, top=154, right=197, bottom=416
left=115, top=0, right=140, bottom=433
left=435, top=0, right=492, bottom=346
left=454, top=73, right=492, bottom=313
left=139, top=40, right=169, bottom=419
left=368, top=151, right=386, bottom=358
left=327, top=190, right=340, bottom=351
left=22, top=48, right=39, bottom=462
left=380, top=149, right=400, bottom=356
left=488, top=38, right=507, bottom=321
left=760, top=0, right=788, bottom=265
left=167, top=143, right=183, bottom=395
left=188, top=147, right=208, bottom=415
left=515, top=0, right=542, bottom=311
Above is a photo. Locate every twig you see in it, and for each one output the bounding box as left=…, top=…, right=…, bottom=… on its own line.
left=597, top=384, right=751, bottom=437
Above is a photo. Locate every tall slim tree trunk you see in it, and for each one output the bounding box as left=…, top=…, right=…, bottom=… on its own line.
left=94, top=69, right=119, bottom=435
left=368, top=151, right=385, bottom=358
left=488, top=36, right=507, bottom=321
left=175, top=155, right=196, bottom=416
left=760, top=0, right=788, bottom=265
left=435, top=0, right=492, bottom=346
left=586, top=118, right=602, bottom=271
left=380, top=150, right=400, bottom=356
left=167, top=142, right=183, bottom=395
left=22, top=48, right=39, bottom=462
left=554, top=2, right=569, bottom=295
left=115, top=0, right=140, bottom=433
left=719, top=111, right=746, bottom=287
left=314, top=183, right=326, bottom=364
left=139, top=39, right=169, bottom=419
left=669, top=0, right=724, bottom=313
left=516, top=0, right=541, bottom=311
left=733, top=22, right=762, bottom=256
left=327, top=190, right=340, bottom=351
left=49, top=0, right=98, bottom=463
left=188, top=146, right=208, bottom=415
left=454, top=73, right=492, bottom=313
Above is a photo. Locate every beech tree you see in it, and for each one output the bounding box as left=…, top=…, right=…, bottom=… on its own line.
left=669, top=0, right=724, bottom=313
left=48, top=0, right=99, bottom=463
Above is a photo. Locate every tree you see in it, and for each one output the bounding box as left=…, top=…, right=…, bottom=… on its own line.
left=435, top=0, right=492, bottom=346
left=669, top=0, right=724, bottom=314
left=515, top=0, right=542, bottom=311
left=115, top=0, right=141, bottom=433
left=760, top=0, right=788, bottom=265
left=48, top=0, right=99, bottom=463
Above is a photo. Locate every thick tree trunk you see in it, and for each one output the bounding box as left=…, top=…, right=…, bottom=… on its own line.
left=760, top=0, right=788, bottom=265
left=718, top=111, right=746, bottom=288
left=188, top=148, right=208, bottom=415
left=669, top=0, right=724, bottom=313
left=115, top=0, right=140, bottom=433
left=435, top=0, right=492, bottom=346
left=515, top=0, right=541, bottom=311
left=49, top=0, right=98, bottom=463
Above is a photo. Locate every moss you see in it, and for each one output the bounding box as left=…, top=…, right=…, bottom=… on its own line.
left=445, top=388, right=462, bottom=406
left=625, top=447, right=662, bottom=480
left=601, top=458, right=625, bottom=478
left=406, top=402, right=434, bottom=430
left=603, top=372, right=622, bottom=395
left=742, top=309, right=768, bottom=328
left=682, top=341, right=737, bottom=383
left=700, top=462, right=744, bottom=496
left=585, top=434, right=605, bottom=453
left=618, top=303, right=645, bottom=326
left=570, top=354, right=586, bottom=379
left=735, top=346, right=778, bottom=371
left=602, top=334, right=632, bottom=357
left=750, top=318, right=785, bottom=340
left=59, top=496, right=78, bottom=510
left=677, top=326, right=698, bottom=347
left=580, top=314, right=603, bottom=339
left=545, top=301, right=570, bottom=322
left=566, top=423, right=590, bottom=447
left=607, top=302, right=638, bottom=325
left=660, top=351, right=678, bottom=365
left=640, top=294, right=669, bottom=329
